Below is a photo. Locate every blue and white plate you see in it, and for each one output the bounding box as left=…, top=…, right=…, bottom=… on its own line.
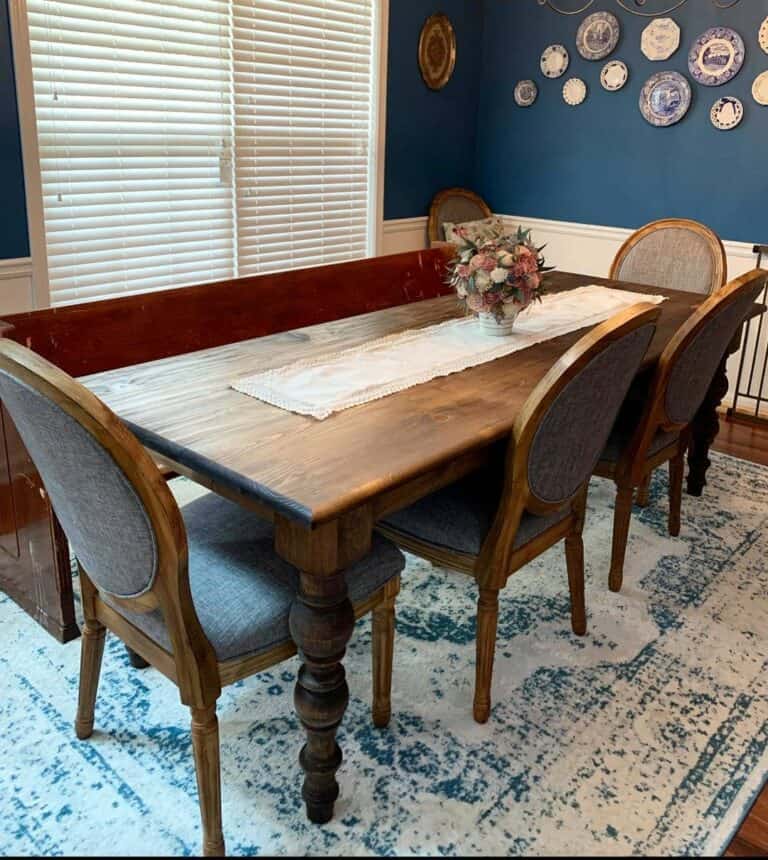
left=541, top=44, right=569, bottom=79
left=601, top=60, right=629, bottom=92
left=710, top=96, right=744, bottom=130
left=639, top=70, right=692, bottom=127
left=576, top=11, right=620, bottom=61
left=514, top=79, right=538, bottom=107
left=688, top=27, right=745, bottom=87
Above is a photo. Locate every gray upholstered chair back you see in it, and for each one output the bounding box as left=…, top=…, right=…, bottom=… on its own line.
left=526, top=319, right=657, bottom=506
left=428, top=188, right=492, bottom=242
left=664, top=277, right=765, bottom=427
left=0, top=365, right=160, bottom=599
left=611, top=220, right=726, bottom=296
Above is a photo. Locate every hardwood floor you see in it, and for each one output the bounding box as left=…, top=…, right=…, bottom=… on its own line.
left=715, top=414, right=768, bottom=857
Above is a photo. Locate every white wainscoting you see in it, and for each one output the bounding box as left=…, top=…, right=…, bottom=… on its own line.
left=381, top=213, right=766, bottom=413
left=0, top=258, right=35, bottom=316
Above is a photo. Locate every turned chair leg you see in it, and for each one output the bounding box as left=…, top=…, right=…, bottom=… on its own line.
left=371, top=578, right=399, bottom=729
left=191, top=703, right=225, bottom=857
left=609, top=484, right=635, bottom=593
left=75, top=618, right=106, bottom=740
left=668, top=449, right=685, bottom=537
left=565, top=533, right=587, bottom=636
left=474, top=587, right=500, bottom=725
left=636, top=473, right=651, bottom=508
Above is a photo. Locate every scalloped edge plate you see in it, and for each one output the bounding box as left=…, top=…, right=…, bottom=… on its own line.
left=563, top=77, right=587, bottom=106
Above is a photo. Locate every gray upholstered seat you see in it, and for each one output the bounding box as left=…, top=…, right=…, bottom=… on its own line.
left=381, top=469, right=570, bottom=557
left=112, top=492, right=405, bottom=662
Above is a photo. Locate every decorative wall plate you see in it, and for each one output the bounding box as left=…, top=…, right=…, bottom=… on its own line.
left=576, top=11, right=620, bottom=61
left=760, top=16, right=768, bottom=55
left=641, top=18, right=681, bottom=61
left=688, top=27, right=745, bottom=87
left=710, top=96, right=744, bottom=130
left=753, top=71, right=768, bottom=106
left=601, top=60, right=629, bottom=91
left=639, top=70, right=691, bottom=127
left=514, top=80, right=538, bottom=107
left=541, top=44, right=570, bottom=78
left=563, top=77, right=587, bottom=105
left=418, top=13, right=456, bottom=91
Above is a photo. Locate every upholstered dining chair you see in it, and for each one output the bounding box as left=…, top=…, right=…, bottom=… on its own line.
left=611, top=218, right=727, bottom=297
left=594, top=269, right=768, bottom=594
left=610, top=217, right=728, bottom=507
left=377, top=303, right=661, bottom=724
left=0, top=339, right=405, bottom=857
left=427, top=187, right=492, bottom=245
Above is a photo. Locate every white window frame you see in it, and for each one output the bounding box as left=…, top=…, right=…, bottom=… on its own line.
left=9, top=0, right=389, bottom=310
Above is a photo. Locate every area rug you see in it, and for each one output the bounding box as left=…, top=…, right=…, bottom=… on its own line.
left=0, top=451, right=766, bottom=857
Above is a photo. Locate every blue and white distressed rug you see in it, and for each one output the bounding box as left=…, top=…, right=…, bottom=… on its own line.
left=1, top=451, right=766, bottom=856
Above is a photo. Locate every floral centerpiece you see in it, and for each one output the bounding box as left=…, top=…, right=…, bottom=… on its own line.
left=447, top=226, right=551, bottom=335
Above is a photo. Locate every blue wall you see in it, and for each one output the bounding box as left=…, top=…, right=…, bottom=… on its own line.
left=383, top=0, right=483, bottom=219
left=476, top=1, right=768, bottom=244
left=0, top=0, right=29, bottom=259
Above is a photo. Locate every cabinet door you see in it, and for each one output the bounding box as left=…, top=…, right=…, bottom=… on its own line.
left=0, top=403, right=78, bottom=642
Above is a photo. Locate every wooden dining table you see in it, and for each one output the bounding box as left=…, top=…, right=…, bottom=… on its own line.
left=80, top=270, right=735, bottom=824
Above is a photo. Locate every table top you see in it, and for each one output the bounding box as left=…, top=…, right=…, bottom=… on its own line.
left=81, top=272, right=707, bottom=526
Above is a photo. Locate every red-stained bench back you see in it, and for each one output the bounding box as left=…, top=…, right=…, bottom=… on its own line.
left=0, top=247, right=453, bottom=376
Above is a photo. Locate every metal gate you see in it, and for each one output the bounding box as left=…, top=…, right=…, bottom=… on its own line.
left=728, top=244, right=768, bottom=425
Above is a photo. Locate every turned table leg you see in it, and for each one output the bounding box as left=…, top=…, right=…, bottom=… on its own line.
left=687, top=354, right=729, bottom=497
left=289, top=570, right=354, bottom=823
left=277, top=512, right=368, bottom=824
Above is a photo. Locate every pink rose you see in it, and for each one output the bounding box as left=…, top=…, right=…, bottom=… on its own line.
left=523, top=254, right=539, bottom=274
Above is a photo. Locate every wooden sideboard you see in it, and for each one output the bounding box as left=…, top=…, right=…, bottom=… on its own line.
left=0, top=248, right=453, bottom=641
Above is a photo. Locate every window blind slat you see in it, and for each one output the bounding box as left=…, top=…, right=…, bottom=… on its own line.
left=28, top=0, right=376, bottom=305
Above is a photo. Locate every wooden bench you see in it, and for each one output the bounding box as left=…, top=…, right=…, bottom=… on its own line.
left=0, top=248, right=452, bottom=641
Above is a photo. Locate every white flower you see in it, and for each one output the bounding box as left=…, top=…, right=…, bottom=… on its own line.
left=490, top=267, right=508, bottom=284
left=474, top=269, right=491, bottom=293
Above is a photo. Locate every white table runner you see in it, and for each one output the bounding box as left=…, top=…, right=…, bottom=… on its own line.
left=232, top=285, right=666, bottom=419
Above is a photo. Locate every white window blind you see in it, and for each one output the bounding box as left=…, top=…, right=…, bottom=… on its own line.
left=26, top=0, right=377, bottom=305
left=233, top=0, right=374, bottom=274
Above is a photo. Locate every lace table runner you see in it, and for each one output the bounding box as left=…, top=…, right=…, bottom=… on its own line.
left=232, top=285, right=666, bottom=419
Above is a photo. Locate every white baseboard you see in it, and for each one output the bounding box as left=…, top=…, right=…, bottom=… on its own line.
left=0, top=257, right=35, bottom=315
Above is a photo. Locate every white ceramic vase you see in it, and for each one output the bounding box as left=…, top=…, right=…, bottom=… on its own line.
left=477, top=305, right=521, bottom=336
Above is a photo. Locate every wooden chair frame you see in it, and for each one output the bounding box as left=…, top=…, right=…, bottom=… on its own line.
left=0, top=338, right=399, bottom=857
left=610, top=218, right=728, bottom=296
left=427, top=187, right=492, bottom=244
left=379, top=303, right=661, bottom=724
left=594, top=269, right=768, bottom=593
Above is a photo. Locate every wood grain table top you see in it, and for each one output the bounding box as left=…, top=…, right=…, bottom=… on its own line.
left=81, top=272, right=706, bottom=525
